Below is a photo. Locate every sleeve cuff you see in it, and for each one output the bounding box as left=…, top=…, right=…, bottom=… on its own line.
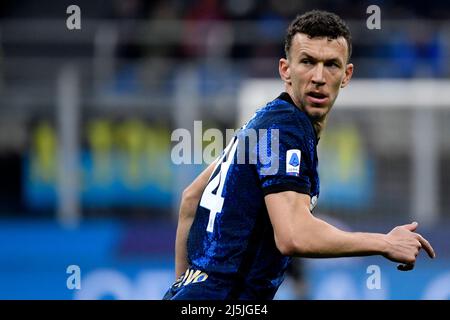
left=262, top=183, right=310, bottom=196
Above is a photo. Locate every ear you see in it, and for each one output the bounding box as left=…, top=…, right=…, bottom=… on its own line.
left=279, top=58, right=291, bottom=84
left=341, top=63, right=353, bottom=88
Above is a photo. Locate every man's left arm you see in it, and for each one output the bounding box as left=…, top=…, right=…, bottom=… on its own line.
left=174, top=160, right=217, bottom=279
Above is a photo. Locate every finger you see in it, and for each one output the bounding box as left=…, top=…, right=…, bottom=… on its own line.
left=416, top=233, right=436, bottom=259
left=397, top=263, right=415, bottom=271
left=402, top=221, right=418, bottom=232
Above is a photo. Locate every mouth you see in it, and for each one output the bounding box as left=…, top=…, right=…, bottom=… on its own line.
left=306, top=91, right=329, bottom=105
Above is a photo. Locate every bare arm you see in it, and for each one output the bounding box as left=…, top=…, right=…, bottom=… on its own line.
left=265, top=191, right=435, bottom=269
left=174, top=160, right=217, bottom=279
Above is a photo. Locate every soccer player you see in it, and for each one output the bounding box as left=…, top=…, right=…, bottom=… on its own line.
left=163, top=10, right=435, bottom=300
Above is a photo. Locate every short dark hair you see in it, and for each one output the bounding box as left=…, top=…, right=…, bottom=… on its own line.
left=284, top=10, right=352, bottom=62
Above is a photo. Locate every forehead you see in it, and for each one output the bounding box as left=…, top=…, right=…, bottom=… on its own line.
left=290, top=33, right=348, bottom=61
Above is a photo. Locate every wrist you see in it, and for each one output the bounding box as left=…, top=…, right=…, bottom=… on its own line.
left=376, top=233, right=391, bottom=257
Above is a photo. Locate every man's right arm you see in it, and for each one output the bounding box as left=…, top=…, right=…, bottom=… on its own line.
left=265, top=191, right=435, bottom=270
left=174, top=160, right=217, bottom=279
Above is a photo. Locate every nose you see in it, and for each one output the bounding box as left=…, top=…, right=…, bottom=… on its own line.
left=311, top=63, right=325, bottom=86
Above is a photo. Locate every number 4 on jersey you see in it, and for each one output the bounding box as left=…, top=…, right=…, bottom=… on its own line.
left=200, top=138, right=239, bottom=233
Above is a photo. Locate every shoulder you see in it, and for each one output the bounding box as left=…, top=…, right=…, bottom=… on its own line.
left=246, top=96, right=303, bottom=131
left=239, top=94, right=317, bottom=149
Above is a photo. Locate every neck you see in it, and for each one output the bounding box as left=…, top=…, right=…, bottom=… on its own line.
left=312, top=118, right=326, bottom=140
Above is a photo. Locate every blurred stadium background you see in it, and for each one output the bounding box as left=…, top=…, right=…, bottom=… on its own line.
left=0, top=0, right=449, bottom=299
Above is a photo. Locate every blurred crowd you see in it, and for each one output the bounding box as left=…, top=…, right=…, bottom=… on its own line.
left=1, top=0, right=449, bottom=79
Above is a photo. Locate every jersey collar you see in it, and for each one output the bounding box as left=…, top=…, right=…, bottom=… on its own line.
left=277, top=92, right=320, bottom=143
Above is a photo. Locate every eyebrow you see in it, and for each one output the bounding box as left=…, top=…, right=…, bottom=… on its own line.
left=299, top=53, right=343, bottom=65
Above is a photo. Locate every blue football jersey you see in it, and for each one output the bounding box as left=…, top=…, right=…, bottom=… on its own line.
left=166, top=92, right=320, bottom=300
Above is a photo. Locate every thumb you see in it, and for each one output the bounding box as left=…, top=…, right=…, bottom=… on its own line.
left=402, top=221, right=418, bottom=232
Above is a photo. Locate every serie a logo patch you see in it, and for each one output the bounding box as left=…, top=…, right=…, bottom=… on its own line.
left=286, top=149, right=301, bottom=176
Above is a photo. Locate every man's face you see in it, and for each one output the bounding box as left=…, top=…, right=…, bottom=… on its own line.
left=279, top=33, right=353, bottom=121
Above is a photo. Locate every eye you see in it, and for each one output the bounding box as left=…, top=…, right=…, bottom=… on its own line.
left=301, top=59, right=313, bottom=65
left=325, top=61, right=340, bottom=68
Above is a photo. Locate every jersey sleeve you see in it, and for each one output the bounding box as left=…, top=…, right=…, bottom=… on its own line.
left=254, top=112, right=315, bottom=197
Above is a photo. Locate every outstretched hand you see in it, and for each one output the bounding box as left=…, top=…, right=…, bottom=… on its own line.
left=384, top=222, right=435, bottom=271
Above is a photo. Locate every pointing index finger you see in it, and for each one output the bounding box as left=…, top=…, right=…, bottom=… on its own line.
left=416, top=233, right=436, bottom=259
